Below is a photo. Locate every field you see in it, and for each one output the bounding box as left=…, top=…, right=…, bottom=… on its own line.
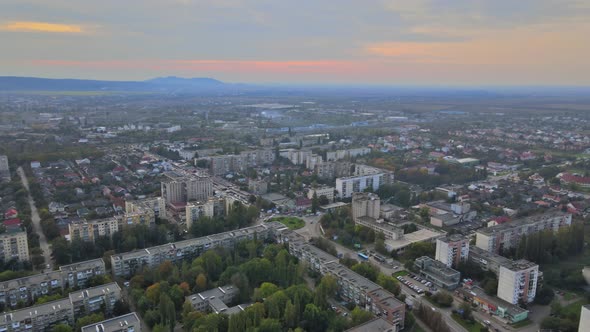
left=268, top=216, right=305, bottom=230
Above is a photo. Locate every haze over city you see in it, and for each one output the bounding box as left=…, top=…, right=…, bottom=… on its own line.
left=1, top=0, right=590, bottom=85
left=1, top=1, right=590, bottom=332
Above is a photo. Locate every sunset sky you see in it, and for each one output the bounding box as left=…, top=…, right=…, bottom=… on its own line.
left=1, top=0, right=589, bottom=85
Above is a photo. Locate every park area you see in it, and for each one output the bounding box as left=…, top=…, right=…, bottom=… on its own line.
left=268, top=216, right=305, bottom=230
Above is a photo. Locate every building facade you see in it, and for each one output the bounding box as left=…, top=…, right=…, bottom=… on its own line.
left=0, top=229, right=29, bottom=263
left=0, top=259, right=106, bottom=308
left=497, top=260, right=539, bottom=304
left=111, top=222, right=285, bottom=277
left=336, top=173, right=384, bottom=199
left=475, top=212, right=572, bottom=254
left=68, top=218, right=119, bottom=243
left=414, top=256, right=461, bottom=290
left=307, top=186, right=335, bottom=202
left=0, top=155, right=10, bottom=182
left=435, top=235, right=470, bottom=268
left=161, top=172, right=213, bottom=204
left=0, top=282, right=120, bottom=332
left=352, top=192, right=381, bottom=222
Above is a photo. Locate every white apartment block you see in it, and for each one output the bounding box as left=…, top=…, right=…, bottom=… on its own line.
left=0, top=230, right=29, bottom=263
left=435, top=235, right=470, bottom=268
left=279, top=149, right=311, bottom=165
left=0, top=155, right=10, bottom=182
left=307, top=186, right=335, bottom=201
left=476, top=211, right=572, bottom=254
left=497, top=261, right=539, bottom=304
left=81, top=312, right=142, bottom=332
left=580, top=305, right=590, bottom=332
left=68, top=218, right=119, bottom=243
left=336, top=173, right=383, bottom=198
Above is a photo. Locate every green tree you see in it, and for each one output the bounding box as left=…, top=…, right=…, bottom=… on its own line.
left=52, top=325, right=73, bottom=332
left=350, top=306, right=373, bottom=326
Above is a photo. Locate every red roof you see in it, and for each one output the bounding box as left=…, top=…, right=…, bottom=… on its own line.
left=3, top=218, right=21, bottom=226
left=561, top=173, right=590, bottom=185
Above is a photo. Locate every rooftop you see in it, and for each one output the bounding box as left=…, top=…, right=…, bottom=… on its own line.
left=477, top=211, right=570, bottom=236
left=459, top=286, right=528, bottom=316
left=81, top=312, right=141, bottom=332
left=345, top=317, right=395, bottom=332
left=385, top=228, right=443, bottom=250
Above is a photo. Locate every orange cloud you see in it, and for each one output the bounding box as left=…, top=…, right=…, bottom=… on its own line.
left=1, top=21, right=83, bottom=33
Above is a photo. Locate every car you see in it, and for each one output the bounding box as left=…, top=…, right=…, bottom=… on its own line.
left=484, top=320, right=491, bottom=326
left=46, top=264, right=51, bottom=269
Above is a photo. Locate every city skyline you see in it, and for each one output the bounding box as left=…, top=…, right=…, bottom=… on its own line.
left=1, top=0, right=590, bottom=85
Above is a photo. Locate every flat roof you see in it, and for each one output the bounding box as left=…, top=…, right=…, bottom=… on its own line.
left=477, top=211, right=569, bottom=236
left=385, top=228, right=443, bottom=250
left=345, top=317, right=395, bottom=332
left=69, top=282, right=120, bottom=302
left=81, top=312, right=141, bottom=332
left=0, top=298, right=71, bottom=324
left=460, top=286, right=528, bottom=316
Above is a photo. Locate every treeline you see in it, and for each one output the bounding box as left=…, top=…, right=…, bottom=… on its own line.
left=507, top=222, right=585, bottom=264
left=126, top=238, right=376, bottom=332
left=396, top=162, right=486, bottom=188
left=189, top=202, right=260, bottom=237
left=414, top=303, right=452, bottom=332
left=319, top=208, right=377, bottom=248
left=150, top=146, right=182, bottom=161
left=52, top=223, right=180, bottom=266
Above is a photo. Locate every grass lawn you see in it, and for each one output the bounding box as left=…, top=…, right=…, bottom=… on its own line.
left=451, top=314, right=487, bottom=332
left=510, top=319, right=532, bottom=328
left=268, top=216, right=305, bottom=230
left=392, top=270, right=409, bottom=277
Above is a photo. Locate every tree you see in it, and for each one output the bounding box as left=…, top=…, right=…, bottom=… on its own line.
left=75, top=313, right=105, bottom=332
left=52, top=325, right=73, bottom=332
left=258, top=318, right=282, bottom=332
left=350, top=307, right=373, bottom=326
left=159, top=293, right=176, bottom=332
left=253, top=282, right=279, bottom=302
left=377, top=274, right=400, bottom=296
left=195, top=273, right=207, bottom=292
left=311, top=192, right=319, bottom=214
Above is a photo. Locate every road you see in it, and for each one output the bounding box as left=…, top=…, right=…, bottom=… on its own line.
left=17, top=167, right=53, bottom=270
left=294, top=217, right=468, bottom=332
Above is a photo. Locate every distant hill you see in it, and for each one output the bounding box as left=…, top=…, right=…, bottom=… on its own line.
left=0, top=76, right=227, bottom=92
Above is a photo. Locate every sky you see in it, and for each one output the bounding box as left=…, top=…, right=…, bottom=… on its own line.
left=1, top=0, right=589, bottom=85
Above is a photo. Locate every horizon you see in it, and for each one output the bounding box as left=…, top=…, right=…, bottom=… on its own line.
left=1, top=1, right=589, bottom=85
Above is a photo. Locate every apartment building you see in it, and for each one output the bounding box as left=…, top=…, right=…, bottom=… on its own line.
left=580, top=305, right=590, bottom=332
left=352, top=192, right=381, bottom=222
left=336, top=173, right=383, bottom=198
left=279, top=149, right=312, bottom=166
left=497, top=260, right=539, bottom=304
left=0, top=283, right=120, bottom=332
left=68, top=218, right=119, bottom=243
left=414, top=256, right=461, bottom=290
left=305, top=154, right=323, bottom=170
left=0, top=229, right=29, bottom=263
left=326, top=148, right=371, bottom=161
left=208, top=149, right=275, bottom=175
left=468, top=247, right=539, bottom=304
left=307, top=186, right=335, bottom=202
left=354, top=165, right=394, bottom=185
left=69, top=283, right=121, bottom=317
left=0, top=259, right=106, bottom=308
left=81, top=312, right=142, bottom=332
left=435, top=235, right=470, bottom=268
left=187, top=285, right=250, bottom=315
left=475, top=211, right=572, bottom=254
left=125, top=197, right=166, bottom=227
left=111, top=222, right=286, bottom=277
left=185, top=200, right=215, bottom=229
left=284, top=231, right=405, bottom=331
left=161, top=172, right=213, bottom=204
left=0, top=155, right=10, bottom=182
left=314, top=160, right=353, bottom=179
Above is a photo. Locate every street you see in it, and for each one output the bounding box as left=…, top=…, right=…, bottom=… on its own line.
left=17, top=167, right=53, bottom=270
left=294, top=217, right=469, bottom=332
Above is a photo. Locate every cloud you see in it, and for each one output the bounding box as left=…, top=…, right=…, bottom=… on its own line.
left=1, top=21, right=83, bottom=33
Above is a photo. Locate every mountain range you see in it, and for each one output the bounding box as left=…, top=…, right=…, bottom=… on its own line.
left=0, top=76, right=227, bottom=92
